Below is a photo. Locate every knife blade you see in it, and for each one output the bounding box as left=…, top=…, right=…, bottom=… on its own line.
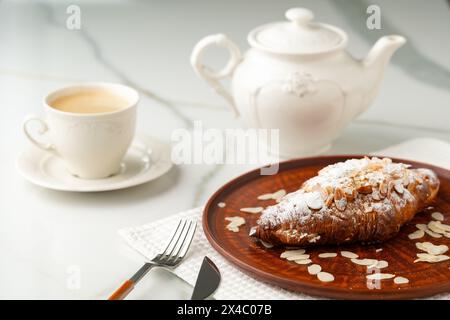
left=190, top=256, right=221, bottom=300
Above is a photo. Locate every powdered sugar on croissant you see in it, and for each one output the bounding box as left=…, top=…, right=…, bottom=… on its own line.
left=251, top=157, right=440, bottom=246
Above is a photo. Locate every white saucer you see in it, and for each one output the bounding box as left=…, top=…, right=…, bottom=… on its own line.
left=17, top=133, right=173, bottom=192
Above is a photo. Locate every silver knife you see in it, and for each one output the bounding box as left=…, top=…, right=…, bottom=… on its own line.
left=190, top=256, right=221, bottom=300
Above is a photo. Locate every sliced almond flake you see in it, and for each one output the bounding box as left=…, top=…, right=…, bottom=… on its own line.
left=394, top=276, right=409, bottom=284
left=445, top=232, right=450, bottom=238
left=306, top=193, right=323, bottom=210
left=343, top=187, right=354, bottom=196
left=294, top=259, right=312, bottom=265
left=341, top=251, right=359, bottom=259
left=375, top=248, right=383, bottom=253
left=369, top=260, right=388, bottom=269
left=258, top=189, right=286, bottom=202
left=387, top=180, right=396, bottom=194
left=317, top=272, right=334, bottom=282
left=351, top=258, right=378, bottom=266
left=366, top=273, right=395, bottom=280
left=402, top=176, right=410, bottom=187
left=334, top=187, right=348, bottom=211
left=335, top=197, right=347, bottom=211
left=379, top=181, right=388, bottom=196
left=308, top=235, right=321, bottom=243
left=431, top=212, right=444, bottom=221
left=286, top=254, right=310, bottom=261
left=280, top=249, right=305, bottom=258
left=217, top=202, right=226, bottom=208
left=272, top=189, right=287, bottom=202
left=415, top=242, right=448, bottom=255
left=225, top=216, right=245, bottom=232
left=260, top=240, right=274, bottom=249
left=325, top=194, right=334, bottom=207
left=240, top=207, right=264, bottom=214
left=430, top=221, right=450, bottom=232
left=257, top=193, right=274, bottom=200
left=394, top=181, right=404, bottom=194
left=372, top=190, right=381, bottom=201
left=414, top=253, right=450, bottom=263
left=273, top=189, right=288, bottom=197
left=425, top=229, right=443, bottom=238
left=318, top=252, right=337, bottom=258
left=334, top=187, right=345, bottom=200
left=225, top=216, right=245, bottom=223
left=428, top=221, right=447, bottom=235
left=408, top=230, right=425, bottom=240
left=307, top=264, right=322, bottom=275
left=416, top=224, right=428, bottom=231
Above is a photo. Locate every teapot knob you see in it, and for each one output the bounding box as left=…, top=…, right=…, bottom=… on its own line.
left=285, top=8, right=314, bottom=26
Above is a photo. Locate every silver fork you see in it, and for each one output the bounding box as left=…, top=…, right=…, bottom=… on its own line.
left=109, top=219, right=197, bottom=300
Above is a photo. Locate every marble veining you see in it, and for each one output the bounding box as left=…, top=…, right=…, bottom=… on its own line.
left=40, top=2, right=227, bottom=207
left=330, top=0, right=450, bottom=92
left=41, top=3, right=194, bottom=130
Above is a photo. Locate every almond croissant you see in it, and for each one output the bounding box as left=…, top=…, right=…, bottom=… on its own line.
left=250, top=157, right=440, bottom=247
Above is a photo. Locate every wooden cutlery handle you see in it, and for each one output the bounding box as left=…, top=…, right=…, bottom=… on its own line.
left=108, top=280, right=135, bottom=300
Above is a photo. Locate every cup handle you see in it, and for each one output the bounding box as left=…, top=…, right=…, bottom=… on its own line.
left=190, top=34, right=242, bottom=117
left=22, top=115, right=56, bottom=153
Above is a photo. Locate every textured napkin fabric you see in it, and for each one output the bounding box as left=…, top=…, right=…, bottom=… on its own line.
left=119, top=138, right=450, bottom=299
left=120, top=207, right=306, bottom=300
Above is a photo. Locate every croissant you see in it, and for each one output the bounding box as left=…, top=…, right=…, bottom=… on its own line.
left=250, top=157, right=440, bottom=247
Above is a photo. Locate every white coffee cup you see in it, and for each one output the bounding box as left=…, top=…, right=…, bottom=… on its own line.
left=23, top=82, right=139, bottom=179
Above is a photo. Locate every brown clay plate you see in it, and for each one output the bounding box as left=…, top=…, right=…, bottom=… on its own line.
left=203, top=155, right=450, bottom=299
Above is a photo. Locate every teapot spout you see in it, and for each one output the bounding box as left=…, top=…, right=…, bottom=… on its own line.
left=363, top=35, right=406, bottom=69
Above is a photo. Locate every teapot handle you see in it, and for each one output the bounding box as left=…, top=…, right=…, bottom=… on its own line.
left=190, top=34, right=242, bottom=117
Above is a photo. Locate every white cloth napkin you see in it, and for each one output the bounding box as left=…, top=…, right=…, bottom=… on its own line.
left=119, top=138, right=450, bottom=300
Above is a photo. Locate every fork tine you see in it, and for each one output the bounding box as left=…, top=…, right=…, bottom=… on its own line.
left=159, top=219, right=185, bottom=257
left=175, top=220, right=197, bottom=261
left=168, top=220, right=195, bottom=261
left=161, top=219, right=189, bottom=262
left=110, top=219, right=196, bottom=300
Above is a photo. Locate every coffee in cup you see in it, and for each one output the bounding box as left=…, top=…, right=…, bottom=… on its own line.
left=49, top=89, right=130, bottom=114
left=23, top=83, right=139, bottom=179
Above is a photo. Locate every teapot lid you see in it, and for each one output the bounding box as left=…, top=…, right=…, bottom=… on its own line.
left=248, top=8, right=347, bottom=55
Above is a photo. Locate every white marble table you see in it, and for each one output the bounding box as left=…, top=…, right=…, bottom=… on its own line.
left=0, top=0, right=449, bottom=299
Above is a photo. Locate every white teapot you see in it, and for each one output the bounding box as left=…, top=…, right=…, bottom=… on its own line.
left=191, top=8, right=406, bottom=157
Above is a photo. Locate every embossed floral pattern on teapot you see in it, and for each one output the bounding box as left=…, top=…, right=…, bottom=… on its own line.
left=191, top=8, right=406, bottom=157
